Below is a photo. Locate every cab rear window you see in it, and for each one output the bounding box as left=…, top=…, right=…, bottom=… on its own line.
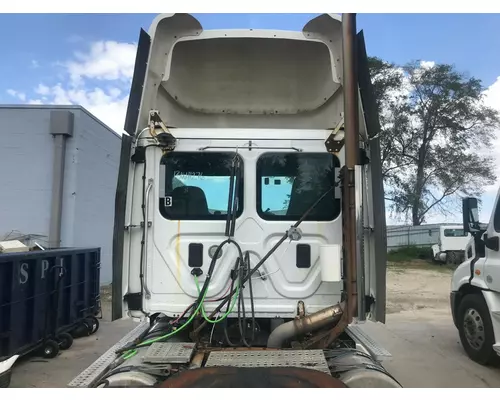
left=444, top=229, right=467, bottom=237
left=256, top=152, right=340, bottom=221
left=159, top=152, right=243, bottom=220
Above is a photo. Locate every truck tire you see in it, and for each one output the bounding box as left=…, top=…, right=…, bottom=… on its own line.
left=446, top=252, right=456, bottom=265
left=457, top=293, right=500, bottom=366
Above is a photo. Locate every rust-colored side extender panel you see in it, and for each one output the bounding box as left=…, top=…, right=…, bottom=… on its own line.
left=158, top=367, right=347, bottom=388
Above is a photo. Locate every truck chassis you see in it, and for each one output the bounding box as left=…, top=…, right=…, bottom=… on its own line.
left=69, top=319, right=397, bottom=388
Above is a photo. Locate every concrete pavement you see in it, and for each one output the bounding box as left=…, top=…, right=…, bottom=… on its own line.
left=364, top=309, right=500, bottom=388
left=8, top=318, right=137, bottom=388
left=8, top=270, right=500, bottom=388
left=9, top=311, right=500, bottom=388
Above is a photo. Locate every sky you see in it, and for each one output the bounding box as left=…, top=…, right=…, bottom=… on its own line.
left=1, top=13, right=499, bottom=225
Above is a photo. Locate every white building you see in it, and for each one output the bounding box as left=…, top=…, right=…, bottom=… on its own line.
left=0, top=105, right=121, bottom=284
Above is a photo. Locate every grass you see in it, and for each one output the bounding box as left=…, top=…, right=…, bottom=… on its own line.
left=387, top=245, right=452, bottom=273
left=387, top=245, right=432, bottom=262
left=388, top=261, right=451, bottom=274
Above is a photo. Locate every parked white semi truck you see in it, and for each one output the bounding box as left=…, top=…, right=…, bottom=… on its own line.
left=432, top=225, right=471, bottom=265
left=70, top=13, right=401, bottom=388
left=451, top=196, right=500, bottom=366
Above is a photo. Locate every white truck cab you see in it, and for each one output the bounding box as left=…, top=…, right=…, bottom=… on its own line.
left=451, top=194, right=500, bottom=365
left=432, top=225, right=470, bottom=265
left=70, top=13, right=401, bottom=388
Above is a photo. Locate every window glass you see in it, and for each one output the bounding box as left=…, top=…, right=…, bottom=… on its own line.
left=443, top=228, right=467, bottom=237
left=257, top=152, right=340, bottom=221
left=260, top=176, right=295, bottom=216
left=159, top=152, right=243, bottom=220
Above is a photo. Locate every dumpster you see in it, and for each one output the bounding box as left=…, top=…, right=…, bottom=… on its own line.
left=0, top=247, right=101, bottom=361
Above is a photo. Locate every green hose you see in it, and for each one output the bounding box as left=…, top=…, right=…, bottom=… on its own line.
left=194, top=276, right=240, bottom=324
left=126, top=283, right=209, bottom=352
left=123, top=349, right=137, bottom=360
left=120, top=276, right=237, bottom=360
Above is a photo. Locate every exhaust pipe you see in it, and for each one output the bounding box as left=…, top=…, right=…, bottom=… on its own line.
left=341, top=12, right=359, bottom=325
left=314, top=13, right=361, bottom=350
left=269, top=14, right=360, bottom=350
left=267, top=303, right=344, bottom=348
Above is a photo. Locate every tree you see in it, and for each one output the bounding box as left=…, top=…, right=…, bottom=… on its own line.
left=368, top=57, right=499, bottom=225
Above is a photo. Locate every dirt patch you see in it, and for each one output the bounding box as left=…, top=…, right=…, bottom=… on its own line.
left=387, top=259, right=453, bottom=272
left=386, top=262, right=452, bottom=315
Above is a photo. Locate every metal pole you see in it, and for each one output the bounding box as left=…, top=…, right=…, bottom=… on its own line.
left=48, top=111, right=73, bottom=249
left=48, top=134, right=67, bottom=248
left=322, top=13, right=361, bottom=347
left=342, top=13, right=359, bottom=323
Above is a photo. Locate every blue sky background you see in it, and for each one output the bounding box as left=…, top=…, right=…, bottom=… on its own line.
left=1, top=13, right=499, bottom=224
left=1, top=14, right=499, bottom=95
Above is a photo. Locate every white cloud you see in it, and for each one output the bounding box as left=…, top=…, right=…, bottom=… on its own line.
left=29, top=84, right=130, bottom=134
left=420, top=60, right=435, bottom=69
left=35, top=84, right=50, bottom=96
left=21, top=40, right=137, bottom=134
left=482, top=76, right=500, bottom=194
left=7, top=89, right=26, bottom=101
left=484, top=76, right=500, bottom=110
left=109, top=87, right=122, bottom=98
left=31, top=60, right=39, bottom=68
left=65, top=41, right=137, bottom=85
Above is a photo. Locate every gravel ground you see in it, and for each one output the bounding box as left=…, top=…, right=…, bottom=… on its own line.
left=368, top=262, right=500, bottom=387
left=386, top=261, right=453, bottom=315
